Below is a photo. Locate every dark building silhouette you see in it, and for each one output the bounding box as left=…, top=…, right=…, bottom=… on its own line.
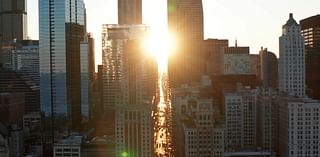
left=118, top=0, right=142, bottom=24
left=259, top=47, right=278, bottom=88
left=0, top=0, right=27, bottom=41
left=205, top=39, right=229, bottom=75
left=0, top=93, right=24, bottom=126
left=39, top=0, right=86, bottom=140
left=0, top=67, right=39, bottom=114
left=300, top=15, right=320, bottom=99
left=211, top=74, right=257, bottom=113
left=96, top=65, right=104, bottom=115
left=168, top=0, right=205, bottom=87
left=88, top=33, right=95, bottom=83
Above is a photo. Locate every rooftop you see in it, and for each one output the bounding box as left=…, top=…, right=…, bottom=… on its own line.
left=55, top=135, right=82, bottom=146
left=283, top=13, right=299, bottom=27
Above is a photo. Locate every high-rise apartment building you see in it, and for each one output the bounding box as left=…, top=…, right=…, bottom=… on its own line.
left=0, top=0, right=27, bottom=41
left=171, top=81, right=225, bottom=157
left=300, top=15, right=320, bottom=99
left=279, top=13, right=305, bottom=97
left=39, top=0, right=86, bottom=137
left=179, top=98, right=224, bottom=157
left=168, top=0, right=205, bottom=87
left=115, top=104, right=153, bottom=157
left=257, top=89, right=279, bottom=153
left=118, top=0, right=142, bottom=24
left=224, top=86, right=258, bottom=151
left=278, top=97, right=320, bottom=157
left=259, top=47, right=278, bottom=88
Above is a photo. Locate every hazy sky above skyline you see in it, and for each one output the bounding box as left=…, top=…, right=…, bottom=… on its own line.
left=28, top=0, right=319, bottom=65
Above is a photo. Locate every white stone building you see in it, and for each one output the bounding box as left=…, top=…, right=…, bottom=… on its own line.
left=115, top=104, right=153, bottom=157
left=224, top=86, right=258, bottom=151
left=181, top=98, right=225, bottom=157
left=279, top=13, right=305, bottom=97
left=278, top=97, right=320, bottom=157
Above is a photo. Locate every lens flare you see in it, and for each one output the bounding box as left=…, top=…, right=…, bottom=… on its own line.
left=144, top=31, right=176, bottom=73
left=144, top=30, right=175, bottom=156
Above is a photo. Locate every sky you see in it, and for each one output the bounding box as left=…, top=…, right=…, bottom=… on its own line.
left=28, top=0, right=320, bottom=66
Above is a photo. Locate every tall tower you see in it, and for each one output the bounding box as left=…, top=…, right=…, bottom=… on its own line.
left=259, top=47, right=278, bottom=88
left=101, top=24, right=156, bottom=112
left=0, top=0, right=27, bottom=41
left=39, top=0, right=86, bottom=138
left=300, top=15, right=320, bottom=99
left=279, top=13, right=305, bottom=97
left=118, top=0, right=142, bottom=24
left=168, top=0, right=205, bottom=87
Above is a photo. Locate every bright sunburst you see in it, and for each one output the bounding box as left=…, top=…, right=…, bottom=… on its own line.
left=144, top=31, right=176, bottom=73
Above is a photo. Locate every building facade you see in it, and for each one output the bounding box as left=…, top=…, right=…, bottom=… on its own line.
left=168, top=0, right=205, bottom=87
left=39, top=0, right=86, bottom=137
left=54, top=136, right=82, bottom=157
left=257, top=89, right=279, bottom=153
left=80, top=42, right=89, bottom=119
left=101, top=24, right=156, bottom=112
left=224, top=86, right=258, bottom=151
left=278, top=97, right=320, bottom=157
left=11, top=40, right=39, bottom=85
left=205, top=39, right=229, bottom=75
left=278, top=13, right=305, bottom=97
left=300, top=15, right=320, bottom=99
left=259, top=47, right=278, bottom=88
left=223, top=46, right=251, bottom=75
left=0, top=93, right=24, bottom=125
left=118, top=0, right=142, bottom=24
left=115, top=104, right=153, bottom=157
left=0, top=68, right=39, bottom=114
left=0, top=0, right=27, bottom=41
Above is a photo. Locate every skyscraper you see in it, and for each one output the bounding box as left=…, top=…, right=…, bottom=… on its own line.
left=259, top=47, right=278, bottom=88
left=115, top=104, right=153, bottom=157
left=39, top=0, right=86, bottom=138
left=11, top=40, right=39, bottom=85
left=278, top=97, right=320, bottom=157
left=101, top=24, right=156, bottom=112
left=168, top=0, right=205, bottom=87
left=300, top=15, right=320, bottom=99
left=0, top=0, right=27, bottom=41
left=118, top=0, right=142, bottom=24
left=279, top=13, right=305, bottom=97
left=224, top=86, right=258, bottom=151
left=205, top=39, right=229, bottom=75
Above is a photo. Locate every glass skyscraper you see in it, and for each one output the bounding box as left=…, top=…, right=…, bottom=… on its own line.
left=102, top=25, right=156, bottom=112
left=0, top=0, right=27, bottom=41
left=39, top=0, right=86, bottom=139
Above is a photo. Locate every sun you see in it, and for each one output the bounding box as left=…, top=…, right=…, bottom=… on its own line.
left=144, top=30, right=176, bottom=73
